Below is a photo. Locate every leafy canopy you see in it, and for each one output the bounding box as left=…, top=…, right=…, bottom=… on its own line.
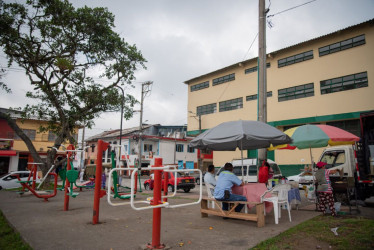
left=0, top=0, right=146, bottom=144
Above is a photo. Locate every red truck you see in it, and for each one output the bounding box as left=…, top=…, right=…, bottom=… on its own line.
left=144, top=171, right=195, bottom=193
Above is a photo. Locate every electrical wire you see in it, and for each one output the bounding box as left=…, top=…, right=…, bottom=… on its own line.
left=267, top=0, right=317, bottom=18
left=242, top=32, right=259, bottom=62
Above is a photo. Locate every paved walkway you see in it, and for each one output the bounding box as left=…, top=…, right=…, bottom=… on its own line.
left=3, top=179, right=373, bottom=250
left=0, top=184, right=325, bottom=250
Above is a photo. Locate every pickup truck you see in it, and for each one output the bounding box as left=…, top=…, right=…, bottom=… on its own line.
left=143, top=171, right=195, bottom=193
left=317, top=111, right=374, bottom=200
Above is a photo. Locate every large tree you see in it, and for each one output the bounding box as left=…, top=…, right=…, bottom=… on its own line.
left=0, top=0, right=146, bottom=183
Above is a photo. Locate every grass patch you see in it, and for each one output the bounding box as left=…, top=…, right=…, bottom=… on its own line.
left=252, top=215, right=374, bottom=249
left=0, top=211, right=32, bottom=250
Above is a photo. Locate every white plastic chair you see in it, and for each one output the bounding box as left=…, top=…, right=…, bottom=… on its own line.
left=205, top=183, right=215, bottom=209
left=261, top=183, right=292, bottom=224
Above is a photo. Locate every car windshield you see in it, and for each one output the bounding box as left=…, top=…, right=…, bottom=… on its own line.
left=270, top=164, right=281, bottom=175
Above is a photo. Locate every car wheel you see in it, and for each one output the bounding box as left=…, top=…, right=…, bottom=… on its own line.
left=167, top=185, right=174, bottom=193
left=183, top=188, right=190, bottom=193
left=144, top=183, right=150, bottom=191
left=196, top=178, right=200, bottom=185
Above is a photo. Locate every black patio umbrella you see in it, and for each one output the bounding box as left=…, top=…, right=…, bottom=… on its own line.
left=189, top=120, right=292, bottom=151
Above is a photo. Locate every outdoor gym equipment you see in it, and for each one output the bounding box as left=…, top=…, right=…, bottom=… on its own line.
left=107, top=157, right=203, bottom=249
left=16, top=162, right=58, bottom=202
left=109, top=149, right=136, bottom=200
left=63, top=145, right=92, bottom=211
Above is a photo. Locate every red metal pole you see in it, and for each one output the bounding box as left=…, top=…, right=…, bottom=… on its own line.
left=64, top=144, right=75, bottom=211
left=32, top=165, right=37, bottom=190
left=93, top=140, right=109, bottom=224
left=148, top=157, right=165, bottom=249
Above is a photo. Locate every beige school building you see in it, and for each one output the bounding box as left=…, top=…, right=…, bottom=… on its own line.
left=184, top=19, right=374, bottom=172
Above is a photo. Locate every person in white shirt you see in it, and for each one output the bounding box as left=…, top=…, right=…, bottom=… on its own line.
left=204, top=165, right=217, bottom=186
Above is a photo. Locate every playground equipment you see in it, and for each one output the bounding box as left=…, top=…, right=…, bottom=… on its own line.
left=16, top=162, right=58, bottom=202
left=62, top=145, right=92, bottom=211
left=109, top=150, right=136, bottom=200
left=107, top=157, right=203, bottom=249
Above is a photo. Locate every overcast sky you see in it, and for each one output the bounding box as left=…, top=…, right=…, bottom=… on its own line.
left=1, top=0, right=373, bottom=140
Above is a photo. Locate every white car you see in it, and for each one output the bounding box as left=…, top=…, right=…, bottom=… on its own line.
left=287, top=171, right=315, bottom=189
left=0, top=171, right=40, bottom=190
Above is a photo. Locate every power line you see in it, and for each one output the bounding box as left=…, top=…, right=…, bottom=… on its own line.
left=267, top=0, right=317, bottom=18
left=242, top=32, right=259, bottom=62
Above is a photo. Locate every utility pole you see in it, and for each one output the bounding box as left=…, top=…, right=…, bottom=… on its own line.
left=116, top=85, right=125, bottom=169
left=80, top=124, right=85, bottom=170
left=258, top=0, right=268, bottom=163
left=138, top=81, right=153, bottom=170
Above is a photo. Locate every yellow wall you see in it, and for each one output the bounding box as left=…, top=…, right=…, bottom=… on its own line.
left=186, top=20, right=374, bottom=166
left=13, top=119, right=79, bottom=154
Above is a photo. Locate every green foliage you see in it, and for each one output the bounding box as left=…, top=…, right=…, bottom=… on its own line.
left=0, top=0, right=146, bottom=144
left=0, top=211, right=32, bottom=250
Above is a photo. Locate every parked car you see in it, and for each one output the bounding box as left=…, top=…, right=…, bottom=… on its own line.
left=287, top=171, right=315, bottom=189
left=195, top=172, right=206, bottom=185
left=0, top=171, right=41, bottom=190
left=144, top=170, right=195, bottom=193
left=216, top=159, right=282, bottom=183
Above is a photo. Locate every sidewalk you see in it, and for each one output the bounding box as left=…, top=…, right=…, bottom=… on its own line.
left=0, top=185, right=324, bottom=250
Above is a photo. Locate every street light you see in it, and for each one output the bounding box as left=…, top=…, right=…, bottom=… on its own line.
left=115, top=85, right=124, bottom=168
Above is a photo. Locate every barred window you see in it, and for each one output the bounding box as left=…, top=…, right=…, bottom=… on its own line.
left=319, top=34, right=365, bottom=56
left=187, top=146, right=195, bottom=153
left=278, top=50, right=313, bottom=68
left=219, top=98, right=243, bottom=112
left=278, top=83, right=314, bottom=102
left=246, top=91, right=272, bottom=101
left=320, top=72, right=368, bottom=95
left=245, top=63, right=270, bottom=74
left=197, top=103, right=217, bottom=116
left=48, top=131, right=57, bottom=142
left=176, top=144, right=184, bottom=152
left=212, top=73, right=235, bottom=86
left=14, top=129, right=36, bottom=140
left=190, top=81, right=209, bottom=92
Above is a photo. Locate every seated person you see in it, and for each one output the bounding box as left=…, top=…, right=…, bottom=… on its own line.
left=204, top=164, right=217, bottom=186
left=213, top=163, right=246, bottom=213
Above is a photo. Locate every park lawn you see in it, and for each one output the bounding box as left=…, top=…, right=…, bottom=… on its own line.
left=0, top=211, right=32, bottom=250
left=252, top=215, right=374, bottom=250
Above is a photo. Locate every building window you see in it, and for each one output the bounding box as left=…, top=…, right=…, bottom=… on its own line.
left=278, top=50, right=313, bottom=68
left=197, top=103, right=217, bottom=116
left=14, top=129, right=36, bottom=140
left=176, top=144, right=184, bottom=152
left=320, top=72, right=368, bottom=95
left=144, top=144, right=153, bottom=152
left=219, top=97, right=243, bottom=112
left=327, top=120, right=360, bottom=137
left=319, top=34, right=365, bottom=56
left=278, top=83, right=314, bottom=102
left=91, top=144, right=95, bottom=153
left=245, top=63, right=270, bottom=74
left=187, top=146, right=195, bottom=153
left=246, top=91, right=272, bottom=101
left=212, top=73, right=235, bottom=86
left=190, top=81, right=209, bottom=92
left=48, top=131, right=57, bottom=142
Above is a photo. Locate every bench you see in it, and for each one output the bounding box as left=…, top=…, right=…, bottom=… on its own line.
left=200, top=197, right=265, bottom=227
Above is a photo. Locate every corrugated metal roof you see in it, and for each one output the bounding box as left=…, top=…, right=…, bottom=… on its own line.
left=184, top=18, right=374, bottom=84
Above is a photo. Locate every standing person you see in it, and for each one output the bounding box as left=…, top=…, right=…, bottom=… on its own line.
left=204, top=164, right=217, bottom=186
left=213, top=163, right=246, bottom=214
left=149, top=171, right=154, bottom=189
left=258, top=160, right=271, bottom=185
left=315, top=161, right=343, bottom=217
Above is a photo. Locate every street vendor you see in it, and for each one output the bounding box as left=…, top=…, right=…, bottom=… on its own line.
left=258, top=160, right=272, bottom=185
left=315, top=161, right=343, bottom=217
left=213, top=163, right=246, bottom=215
